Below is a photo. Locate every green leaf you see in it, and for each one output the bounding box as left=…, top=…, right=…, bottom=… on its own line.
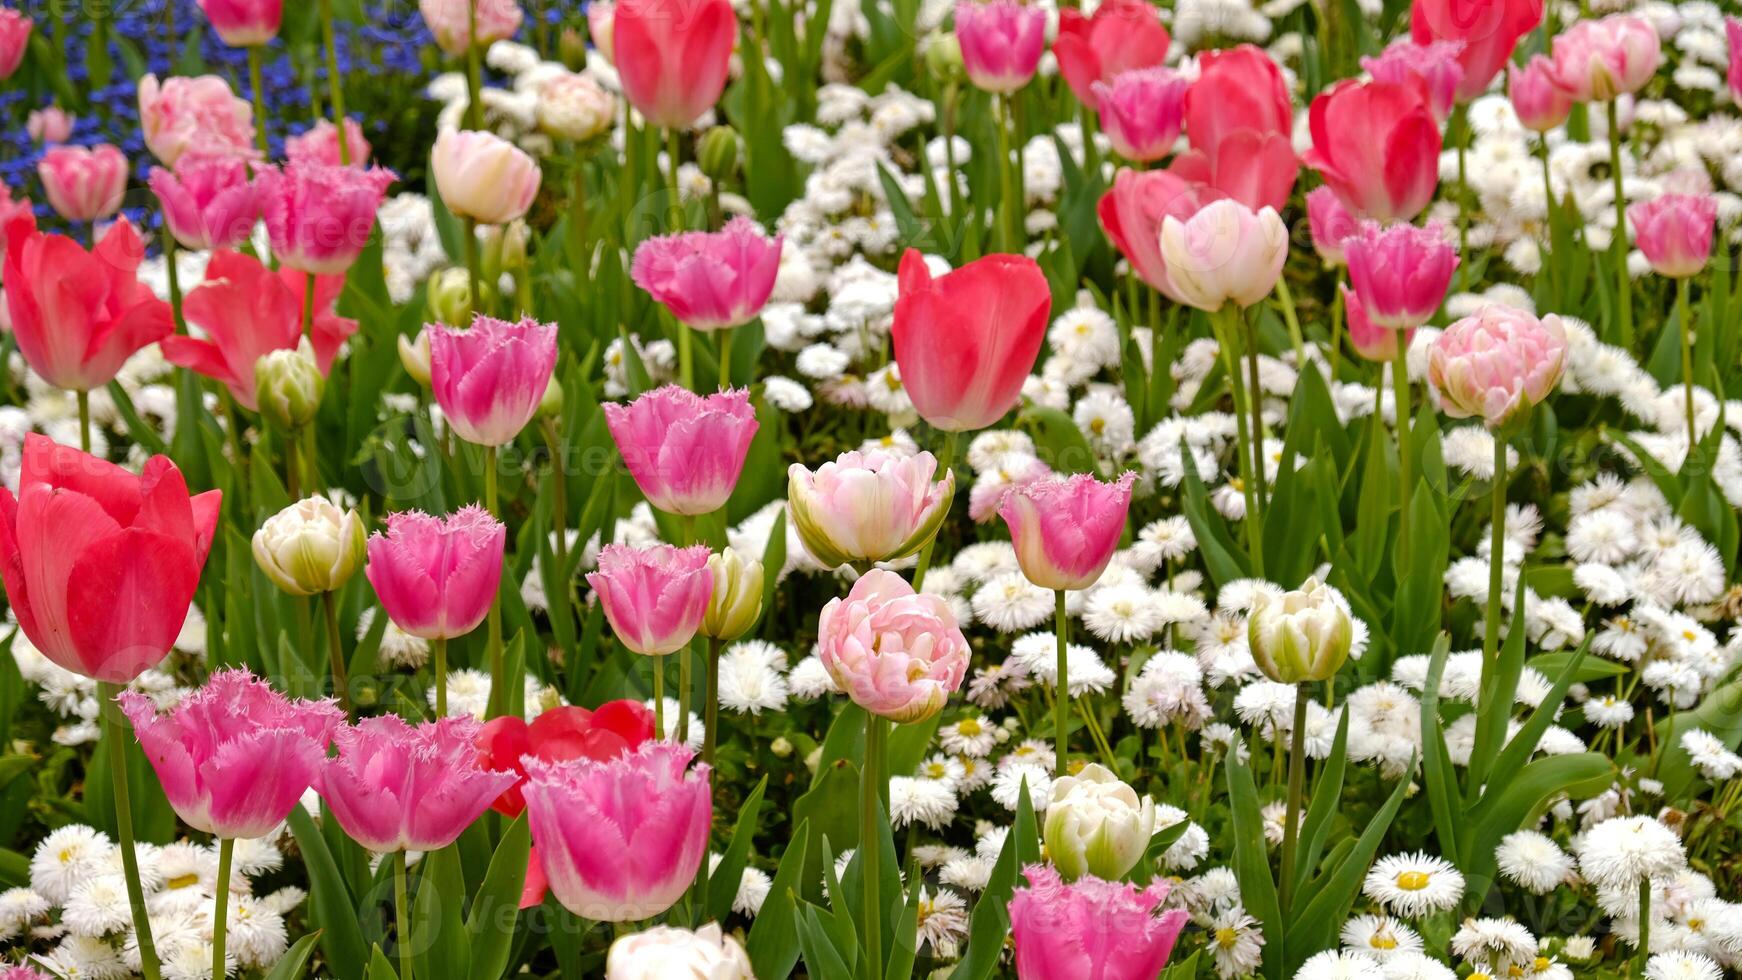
left=746, top=822, right=810, bottom=980
left=1293, top=706, right=1350, bottom=897
left=1468, top=575, right=1530, bottom=789
left=1657, top=675, right=1742, bottom=801
left=1460, top=752, right=1614, bottom=903
left=885, top=859, right=926, bottom=980
left=412, top=846, right=471, bottom=980
left=1018, top=405, right=1097, bottom=474
left=287, top=807, right=369, bottom=980
left=1178, top=441, right=1251, bottom=587
left=1225, top=749, right=1283, bottom=979
left=466, top=814, right=531, bottom=980
left=1417, top=633, right=1462, bottom=866
left=262, top=933, right=322, bottom=980
left=795, top=901, right=857, bottom=980
left=366, top=944, right=402, bottom=980
left=708, top=775, right=769, bottom=921
left=949, top=778, right=1040, bottom=980
left=1287, top=764, right=1411, bottom=970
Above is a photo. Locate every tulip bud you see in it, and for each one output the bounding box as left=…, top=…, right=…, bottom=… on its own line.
left=255, top=340, right=325, bottom=432
left=700, top=547, right=763, bottom=643
left=502, top=219, right=531, bottom=272
left=1247, top=578, right=1354, bottom=684
left=697, top=126, right=739, bottom=183
left=426, top=267, right=473, bottom=326
left=253, top=496, right=368, bottom=596
left=925, top=32, right=964, bottom=82
left=1043, top=763, right=1156, bottom=881
left=559, top=27, right=589, bottom=71
left=398, top=327, right=433, bottom=387
left=538, top=374, right=565, bottom=419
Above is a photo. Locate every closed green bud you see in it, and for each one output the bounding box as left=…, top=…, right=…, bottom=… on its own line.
left=925, top=32, right=964, bottom=83
left=255, top=339, right=324, bottom=431
left=501, top=220, right=531, bottom=272
left=558, top=27, right=589, bottom=71
left=426, top=267, right=473, bottom=327
left=700, top=547, right=764, bottom=642
left=698, top=125, right=740, bottom=183
left=1247, top=577, right=1354, bottom=684
left=538, top=375, right=564, bottom=419
left=252, top=496, right=368, bottom=596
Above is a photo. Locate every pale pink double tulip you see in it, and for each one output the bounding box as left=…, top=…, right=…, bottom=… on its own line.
left=1096, top=168, right=1219, bottom=295
left=364, top=505, right=507, bottom=640
left=1628, top=193, right=1716, bottom=279
left=1509, top=56, right=1574, bottom=133
left=149, top=154, right=259, bottom=251
left=138, top=74, right=257, bottom=166
left=1302, top=79, right=1441, bottom=223
left=788, top=449, right=955, bottom=570
left=999, top=472, right=1134, bottom=592
left=287, top=118, right=373, bottom=168
left=319, top=715, right=518, bottom=852
left=1157, top=200, right=1288, bottom=312
left=1428, top=306, right=1568, bottom=431
left=1361, top=38, right=1465, bottom=122
left=816, top=569, right=969, bottom=723
left=1054, top=0, right=1170, bottom=110
left=1341, top=287, right=1413, bottom=363
left=612, top=0, right=735, bottom=129
left=1306, top=187, right=1358, bottom=268
left=257, top=160, right=396, bottom=274
left=1342, top=221, right=1459, bottom=330
left=419, top=0, right=523, bottom=57
left=37, top=144, right=127, bottom=223
left=630, top=217, right=783, bottom=331
left=1092, top=68, right=1188, bottom=163
left=431, top=128, right=542, bottom=226
left=586, top=544, right=714, bottom=657
left=891, top=249, right=1051, bottom=432
left=604, top=385, right=759, bottom=516
left=0, top=9, right=29, bottom=79
left=1172, top=45, right=1296, bottom=211
left=27, top=107, right=72, bottom=145
left=197, top=0, right=282, bottom=46
left=429, top=315, right=559, bottom=447
left=1410, top=0, right=1543, bottom=103
left=120, top=669, right=342, bottom=838
left=1008, top=865, right=1188, bottom=980
left=955, top=0, right=1047, bottom=94
left=1548, top=15, right=1661, bottom=103
left=522, top=743, right=711, bottom=921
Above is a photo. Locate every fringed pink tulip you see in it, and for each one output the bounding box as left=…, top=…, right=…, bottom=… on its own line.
left=1171, top=45, right=1297, bottom=210
left=604, top=385, right=759, bottom=516
left=256, top=160, right=397, bottom=274
left=1341, top=286, right=1413, bottom=363
left=419, top=0, right=523, bottom=56
left=1054, top=0, right=1170, bottom=110
left=364, top=506, right=506, bottom=640
left=286, top=118, right=373, bottom=167
left=1411, top=0, right=1543, bottom=103
left=37, top=144, right=127, bottom=223
left=1157, top=199, right=1288, bottom=313
left=1096, top=167, right=1219, bottom=295
left=137, top=73, right=257, bottom=165
left=1342, top=221, right=1459, bottom=330
left=612, top=0, right=735, bottom=129
left=431, top=128, right=542, bottom=226
left=428, top=315, right=559, bottom=447
left=1548, top=14, right=1661, bottom=103
left=1628, top=193, right=1717, bottom=279
left=119, top=669, right=341, bottom=838
left=0, top=434, right=220, bottom=683
left=999, top=472, right=1134, bottom=592
left=1510, top=56, right=1574, bottom=132
left=1302, top=79, right=1441, bottom=223
left=0, top=9, right=29, bottom=79
left=318, top=715, right=519, bottom=852
left=522, top=743, right=711, bottom=921
left=27, top=107, right=72, bottom=145
left=891, top=248, right=1052, bottom=432
left=787, top=449, right=955, bottom=570
left=1092, top=68, right=1188, bottom=163
left=1009, top=865, right=1188, bottom=980
left=816, top=569, right=969, bottom=723
left=586, top=544, right=714, bottom=657
left=630, top=217, right=783, bottom=331
left=1306, top=186, right=1359, bottom=268
left=149, top=154, right=259, bottom=251
left=955, top=0, right=1047, bottom=94
left=1361, top=38, right=1465, bottom=122
left=196, top=0, right=282, bottom=46
left=1428, top=306, right=1568, bottom=431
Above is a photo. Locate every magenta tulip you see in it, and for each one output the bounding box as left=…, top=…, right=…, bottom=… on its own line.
left=37, top=144, right=127, bottom=223
left=1306, top=186, right=1359, bottom=268
left=1628, top=193, right=1716, bottom=279
left=364, top=505, right=507, bottom=640
left=1302, top=79, right=1441, bottom=223
left=586, top=543, right=714, bottom=657
left=604, top=385, right=759, bottom=516
left=318, top=715, right=519, bottom=852
left=999, top=472, right=1134, bottom=592
left=955, top=0, right=1047, bottom=94
left=612, top=0, right=735, bottom=129
left=196, top=0, right=282, bottom=46
left=1342, top=286, right=1414, bottom=363
left=428, top=315, right=559, bottom=447
left=1092, top=68, right=1188, bottom=163
left=1054, top=0, right=1169, bottom=110
left=1729, top=18, right=1742, bottom=106
left=1361, top=38, right=1465, bottom=122
left=1009, top=864, right=1188, bottom=980
left=149, top=154, right=259, bottom=251
left=1509, top=55, right=1574, bottom=133
left=630, top=217, right=783, bottom=331
left=1342, top=221, right=1459, bottom=330
left=816, top=569, right=969, bottom=723
left=256, top=160, right=397, bottom=274
left=1411, top=0, right=1543, bottom=103
left=1428, top=306, right=1568, bottom=431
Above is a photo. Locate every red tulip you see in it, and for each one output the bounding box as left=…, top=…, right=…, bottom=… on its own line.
left=1301, top=79, right=1442, bottom=223
left=1172, top=45, right=1296, bottom=209
left=891, top=249, right=1051, bottom=432
left=1096, top=167, right=1220, bottom=298
left=612, top=0, right=736, bottom=129
left=0, top=434, right=221, bottom=683
left=476, top=701, right=655, bottom=817
left=1411, top=0, right=1544, bottom=103
left=1053, top=0, right=1170, bottom=110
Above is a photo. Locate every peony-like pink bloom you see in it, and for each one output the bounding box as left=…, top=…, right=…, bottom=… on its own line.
left=1156, top=199, right=1288, bottom=312
left=1171, top=44, right=1297, bottom=211
left=1509, top=55, right=1574, bottom=133
left=999, top=472, right=1134, bottom=592
left=612, top=0, right=735, bottom=129
left=586, top=543, right=714, bottom=657
left=364, top=506, right=506, bottom=640
left=1362, top=38, right=1464, bottom=122
left=37, top=144, right=127, bottom=223
left=1306, top=186, right=1359, bottom=268
left=522, top=742, right=711, bottom=922
left=197, top=0, right=281, bottom=46
left=604, top=385, right=758, bottom=516
left=1008, top=864, right=1188, bottom=980
left=149, top=154, right=258, bottom=251
left=119, top=669, right=342, bottom=839
left=431, top=128, right=542, bottom=226
left=630, top=217, right=783, bottom=331
left=1301, top=79, right=1441, bottom=223
left=1547, top=14, right=1661, bottom=103
left=1054, top=0, right=1169, bottom=110
left=1342, top=221, right=1459, bottom=331
left=137, top=74, right=257, bottom=166
left=163, top=251, right=355, bottom=410
left=817, top=569, right=969, bottom=723
left=1628, top=193, right=1716, bottom=279
left=1411, top=0, right=1543, bottom=103
left=1091, top=68, right=1188, bottom=163
left=0, top=9, right=29, bottom=79
left=256, top=160, right=396, bottom=274
left=419, top=0, right=523, bottom=57
left=1096, top=167, right=1220, bottom=296
left=955, top=0, right=1048, bottom=94
left=1428, top=305, right=1568, bottom=431
left=286, top=118, right=372, bottom=167
left=428, top=315, right=559, bottom=447
left=1342, top=286, right=1413, bottom=363
left=27, top=106, right=72, bottom=145
left=788, top=449, right=955, bottom=570
left=318, top=715, right=519, bottom=853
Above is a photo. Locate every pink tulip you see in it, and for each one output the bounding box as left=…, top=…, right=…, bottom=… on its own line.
left=286, top=118, right=373, bottom=168
left=428, top=315, right=559, bottom=447
left=955, top=0, right=1047, bottom=95
left=149, top=154, right=258, bottom=251
left=318, top=715, right=519, bottom=852
left=1728, top=18, right=1742, bottom=106
left=891, top=248, right=1052, bottom=432
left=26, top=107, right=72, bottom=145
left=419, top=0, right=523, bottom=57
left=1411, top=0, right=1543, bottom=103
left=1096, top=167, right=1219, bottom=295
left=364, top=506, right=507, bottom=640
left=1628, top=193, right=1717, bottom=279
left=163, top=251, right=355, bottom=410
left=1509, top=55, right=1574, bottom=132
left=197, top=0, right=282, bottom=46
left=0, top=966, right=51, bottom=980
left=1342, top=220, right=1459, bottom=330
left=1092, top=68, right=1188, bottom=163
left=604, top=385, right=758, bottom=516
left=119, top=669, right=341, bottom=838
left=256, top=160, right=397, bottom=274
left=1054, top=0, right=1170, bottom=110
left=1171, top=44, right=1297, bottom=210
left=0, top=188, right=32, bottom=263
left=1428, top=305, right=1568, bottom=431
left=612, top=0, right=735, bottom=129
left=1157, top=199, right=1288, bottom=312
left=1009, top=865, right=1188, bottom=980
left=629, top=217, right=783, bottom=330
left=1361, top=38, right=1465, bottom=122
left=998, top=472, right=1133, bottom=591
left=522, top=742, right=711, bottom=921
left=588, top=1, right=616, bottom=62
left=1342, top=286, right=1413, bottom=363
left=787, top=449, right=955, bottom=570
left=431, top=128, right=542, bottom=226
left=3, top=218, right=174, bottom=393
left=0, top=8, right=28, bottom=79
left=1302, top=79, right=1441, bottom=223
left=586, top=543, right=714, bottom=657
left=137, top=74, right=257, bottom=166
left=36, top=144, right=127, bottom=223
left=816, top=569, right=969, bottom=723
left=1548, top=15, right=1661, bottom=103
left=1306, top=186, right=1359, bottom=267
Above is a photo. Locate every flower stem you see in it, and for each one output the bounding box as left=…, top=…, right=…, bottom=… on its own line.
left=653, top=655, right=666, bottom=738
left=860, top=714, right=887, bottom=978
left=1483, top=435, right=1508, bottom=672
left=302, top=271, right=316, bottom=338
left=433, top=636, right=448, bottom=718
left=677, top=641, right=692, bottom=746
left=1540, top=139, right=1557, bottom=302
left=99, top=682, right=162, bottom=980
left=324, top=590, right=351, bottom=712
left=1279, top=683, right=1308, bottom=916
left=395, top=851, right=413, bottom=980
left=1392, top=342, right=1412, bottom=567
left=1054, top=589, right=1069, bottom=777
left=1274, top=276, right=1305, bottom=367
left=1636, top=876, right=1650, bottom=977
left=77, top=390, right=90, bottom=454
left=484, top=444, right=503, bottom=716
left=212, top=837, right=233, bottom=980
left=1454, top=104, right=1469, bottom=295
left=1608, top=99, right=1633, bottom=349
left=1244, top=309, right=1269, bottom=515
left=908, top=428, right=959, bottom=592
left=164, top=236, right=187, bottom=334
left=717, top=326, right=734, bottom=389
left=464, top=1, right=483, bottom=133
left=316, top=0, right=350, bottom=165
left=1214, top=306, right=1262, bottom=575
left=703, top=637, right=721, bottom=767
left=247, top=46, right=270, bottom=158
left=1677, top=276, right=1696, bottom=452
left=1328, top=268, right=1345, bottom=381
left=463, top=217, right=483, bottom=321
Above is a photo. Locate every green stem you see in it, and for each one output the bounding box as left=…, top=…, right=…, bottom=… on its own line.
left=99, top=682, right=162, bottom=980
left=247, top=46, right=270, bottom=159
left=316, top=0, right=350, bottom=165
left=1483, top=436, right=1508, bottom=672
left=463, top=217, right=483, bottom=321
left=433, top=635, right=448, bottom=718
left=1608, top=100, right=1633, bottom=349
left=1392, top=342, right=1413, bottom=567
left=542, top=418, right=568, bottom=580
left=1636, top=876, right=1650, bottom=976
left=1214, top=306, right=1262, bottom=575
left=717, top=326, right=734, bottom=389
left=1279, top=684, right=1308, bottom=915
left=703, top=637, right=721, bottom=767
left=77, top=390, right=91, bottom=453
left=1455, top=104, right=1469, bottom=295
left=164, top=236, right=187, bottom=334
left=653, top=655, right=666, bottom=738
left=464, top=0, right=483, bottom=133
left=285, top=431, right=301, bottom=498
left=395, top=851, right=413, bottom=980
left=996, top=96, right=1015, bottom=251
left=212, top=837, right=233, bottom=980
left=1328, top=268, right=1345, bottom=381
left=1274, top=277, right=1305, bottom=367
left=1541, top=140, right=1557, bottom=305
left=908, top=429, right=959, bottom=592
left=1244, top=309, right=1269, bottom=515
left=302, top=271, right=316, bottom=338
left=567, top=152, right=589, bottom=265
left=324, top=590, right=351, bottom=712
left=484, top=445, right=502, bottom=715
left=678, top=639, right=692, bottom=745
left=1054, top=589, right=1069, bottom=777
left=1677, top=276, right=1696, bottom=452
left=861, top=714, right=887, bottom=978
